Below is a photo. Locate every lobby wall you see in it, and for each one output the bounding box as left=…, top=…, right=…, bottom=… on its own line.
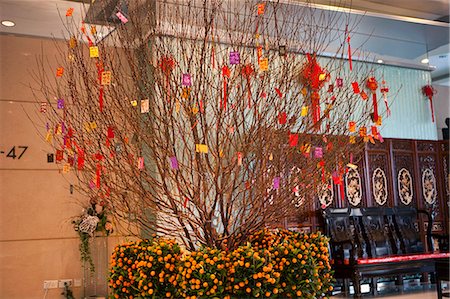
left=0, top=34, right=133, bottom=299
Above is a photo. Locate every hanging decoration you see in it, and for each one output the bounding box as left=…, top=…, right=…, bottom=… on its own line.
left=366, top=77, right=379, bottom=123
left=380, top=80, right=390, bottom=116
left=241, top=64, right=255, bottom=108
left=422, top=85, right=436, bottom=122
left=298, top=53, right=327, bottom=126
left=346, top=25, right=353, bottom=71
left=222, top=65, right=230, bottom=109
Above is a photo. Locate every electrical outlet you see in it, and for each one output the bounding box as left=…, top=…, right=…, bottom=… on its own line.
left=73, top=278, right=82, bottom=287
left=43, top=280, right=58, bottom=289
left=58, top=279, right=73, bottom=288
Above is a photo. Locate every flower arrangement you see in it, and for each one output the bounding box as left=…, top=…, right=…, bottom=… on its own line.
left=109, top=229, right=334, bottom=298
left=73, top=200, right=113, bottom=272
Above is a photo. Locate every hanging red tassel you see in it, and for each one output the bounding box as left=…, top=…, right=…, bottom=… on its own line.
left=367, top=77, right=379, bottom=122
left=96, top=163, right=101, bottom=188
left=96, top=61, right=104, bottom=112
left=99, top=87, right=104, bottom=112
left=159, top=56, right=175, bottom=102
left=347, top=36, right=352, bottom=71
left=241, top=64, right=254, bottom=108
left=311, top=91, right=321, bottom=125
left=346, top=25, right=353, bottom=71
left=222, top=65, right=230, bottom=109
left=422, top=85, right=436, bottom=122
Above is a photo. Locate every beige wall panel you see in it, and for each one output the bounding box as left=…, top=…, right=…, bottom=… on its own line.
left=0, top=35, right=140, bottom=299
left=0, top=239, right=83, bottom=299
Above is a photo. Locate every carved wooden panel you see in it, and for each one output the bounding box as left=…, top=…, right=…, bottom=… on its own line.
left=418, top=155, right=439, bottom=212
left=417, top=141, right=436, bottom=152
left=368, top=153, right=392, bottom=206
left=393, top=154, right=416, bottom=206
left=367, top=140, right=389, bottom=150
left=344, top=157, right=366, bottom=208
left=393, top=139, right=413, bottom=151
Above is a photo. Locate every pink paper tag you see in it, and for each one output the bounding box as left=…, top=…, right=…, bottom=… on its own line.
left=170, top=156, right=179, bottom=169
left=116, top=11, right=129, bottom=24
left=182, top=73, right=192, bottom=86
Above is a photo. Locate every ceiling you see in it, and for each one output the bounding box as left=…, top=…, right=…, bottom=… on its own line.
left=0, top=0, right=449, bottom=85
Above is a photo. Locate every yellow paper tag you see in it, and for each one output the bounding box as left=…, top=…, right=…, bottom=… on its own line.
left=349, top=136, right=356, bottom=144
left=90, top=121, right=97, bottom=129
left=195, top=144, right=208, bottom=153
left=84, top=122, right=91, bottom=132
left=89, top=46, right=99, bottom=58
left=301, top=106, right=308, bottom=117
left=45, top=131, right=53, bottom=143
left=182, top=88, right=190, bottom=99
left=69, top=36, right=77, bottom=49
left=259, top=57, right=268, bottom=71
left=63, top=163, right=71, bottom=173
left=101, top=71, right=111, bottom=85
left=131, top=100, right=137, bottom=107
left=376, top=115, right=382, bottom=126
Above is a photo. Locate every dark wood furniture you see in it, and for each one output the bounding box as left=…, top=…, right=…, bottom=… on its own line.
left=436, top=257, right=450, bottom=299
left=324, top=206, right=450, bottom=298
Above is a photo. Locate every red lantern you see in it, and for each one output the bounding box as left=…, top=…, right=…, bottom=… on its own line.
left=422, top=85, right=436, bottom=122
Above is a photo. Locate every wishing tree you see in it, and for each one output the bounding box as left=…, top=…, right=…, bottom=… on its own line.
left=34, top=0, right=386, bottom=250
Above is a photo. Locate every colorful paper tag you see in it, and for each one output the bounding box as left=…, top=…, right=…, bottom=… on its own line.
left=116, top=11, right=129, bottom=24
left=101, top=71, right=111, bottom=85
left=90, top=46, right=99, bottom=58
left=170, top=156, right=179, bottom=169
left=141, top=99, right=149, bottom=113
left=229, top=51, right=240, bottom=65
left=182, top=73, right=192, bottom=86
left=195, top=144, right=208, bottom=153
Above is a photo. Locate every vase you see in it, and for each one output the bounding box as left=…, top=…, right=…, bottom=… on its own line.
left=83, top=235, right=108, bottom=299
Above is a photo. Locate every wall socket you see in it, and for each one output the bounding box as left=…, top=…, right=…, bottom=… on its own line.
left=43, top=280, right=58, bottom=289
left=58, top=279, right=73, bottom=288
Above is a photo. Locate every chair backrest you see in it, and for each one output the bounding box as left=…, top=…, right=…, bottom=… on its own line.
left=392, top=207, right=424, bottom=254
left=323, top=208, right=352, bottom=242
left=360, top=207, right=395, bottom=257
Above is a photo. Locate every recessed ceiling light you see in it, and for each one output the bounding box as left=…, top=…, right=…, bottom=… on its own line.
left=377, top=59, right=383, bottom=63
left=421, top=58, right=429, bottom=64
left=1, top=20, right=15, bottom=27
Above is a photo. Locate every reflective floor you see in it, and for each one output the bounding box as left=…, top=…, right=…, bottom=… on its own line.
left=332, top=278, right=448, bottom=298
